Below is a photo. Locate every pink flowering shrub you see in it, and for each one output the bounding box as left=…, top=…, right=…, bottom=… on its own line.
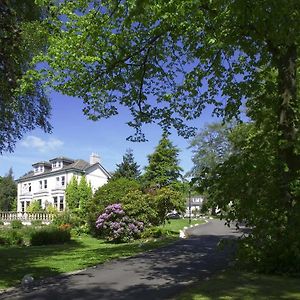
left=95, top=203, right=144, bottom=243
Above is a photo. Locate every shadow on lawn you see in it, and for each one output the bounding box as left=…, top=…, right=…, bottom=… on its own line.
left=1, top=234, right=240, bottom=300
left=0, top=237, right=174, bottom=290
left=0, top=239, right=85, bottom=288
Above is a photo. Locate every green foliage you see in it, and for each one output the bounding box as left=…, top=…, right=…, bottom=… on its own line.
left=91, top=178, right=141, bottom=213
left=45, top=204, right=58, bottom=214
left=31, top=220, right=43, bottom=227
left=65, top=176, right=92, bottom=221
left=65, top=176, right=80, bottom=210
left=23, top=0, right=300, bottom=273
left=122, top=190, right=158, bottom=226
left=141, top=227, right=164, bottom=239
left=87, top=178, right=141, bottom=233
left=78, top=175, right=93, bottom=215
left=29, top=226, right=71, bottom=246
left=52, top=211, right=80, bottom=228
left=0, top=168, right=17, bottom=211
left=10, top=220, right=23, bottom=229
left=143, top=133, right=183, bottom=188
left=0, top=1, right=51, bottom=152
left=196, top=119, right=300, bottom=273
left=111, top=149, right=141, bottom=180
left=188, top=122, right=233, bottom=180
left=26, top=200, right=42, bottom=213
left=153, top=187, right=186, bottom=225
left=0, top=229, right=23, bottom=246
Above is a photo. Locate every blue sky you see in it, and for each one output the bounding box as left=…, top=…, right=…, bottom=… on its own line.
left=0, top=92, right=218, bottom=179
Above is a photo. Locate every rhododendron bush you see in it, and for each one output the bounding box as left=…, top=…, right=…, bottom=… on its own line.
left=95, top=203, right=144, bottom=243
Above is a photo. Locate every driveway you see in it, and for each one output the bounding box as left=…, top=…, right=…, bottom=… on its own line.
left=0, top=219, right=242, bottom=300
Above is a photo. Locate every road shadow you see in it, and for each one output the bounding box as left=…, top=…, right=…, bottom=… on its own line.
left=1, top=233, right=239, bottom=300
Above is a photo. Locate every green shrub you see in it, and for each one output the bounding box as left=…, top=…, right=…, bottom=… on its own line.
left=52, top=211, right=81, bottom=227
left=26, top=200, right=42, bottom=213
left=10, top=220, right=23, bottom=229
left=0, top=220, right=4, bottom=226
left=0, top=229, right=24, bottom=246
left=30, top=226, right=71, bottom=246
left=31, top=220, right=43, bottom=227
left=141, top=227, right=164, bottom=239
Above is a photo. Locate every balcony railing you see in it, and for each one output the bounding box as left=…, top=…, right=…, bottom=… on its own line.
left=0, top=211, right=55, bottom=222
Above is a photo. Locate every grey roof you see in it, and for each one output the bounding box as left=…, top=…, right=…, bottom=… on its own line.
left=32, top=161, right=51, bottom=167
left=17, top=159, right=110, bottom=182
left=49, top=157, right=75, bottom=163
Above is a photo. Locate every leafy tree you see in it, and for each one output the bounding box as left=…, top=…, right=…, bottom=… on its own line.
left=153, top=187, right=186, bottom=225
left=90, top=178, right=141, bottom=213
left=0, top=0, right=51, bottom=153
left=143, top=133, right=183, bottom=188
left=87, top=178, right=141, bottom=232
left=30, top=1, right=300, bottom=271
left=34, top=1, right=300, bottom=207
left=78, top=176, right=93, bottom=214
left=122, top=190, right=158, bottom=226
left=0, top=168, right=17, bottom=211
left=26, top=200, right=42, bottom=213
left=111, top=149, right=141, bottom=180
left=65, top=176, right=79, bottom=210
left=188, top=123, right=233, bottom=180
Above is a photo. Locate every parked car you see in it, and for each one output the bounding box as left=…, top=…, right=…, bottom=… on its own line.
left=166, top=212, right=181, bottom=219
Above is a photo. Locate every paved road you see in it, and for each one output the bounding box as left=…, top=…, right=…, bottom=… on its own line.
left=0, top=220, right=241, bottom=300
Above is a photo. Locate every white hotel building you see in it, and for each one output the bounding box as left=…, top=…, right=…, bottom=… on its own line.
left=16, top=153, right=110, bottom=212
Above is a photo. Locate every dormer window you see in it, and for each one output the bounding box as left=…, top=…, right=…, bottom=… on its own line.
left=51, top=160, right=63, bottom=170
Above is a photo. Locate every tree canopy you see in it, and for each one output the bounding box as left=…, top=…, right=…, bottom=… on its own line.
left=143, top=133, right=182, bottom=188
left=0, top=168, right=17, bottom=211
left=111, top=149, right=141, bottom=180
left=28, top=0, right=300, bottom=272
left=0, top=0, right=51, bottom=153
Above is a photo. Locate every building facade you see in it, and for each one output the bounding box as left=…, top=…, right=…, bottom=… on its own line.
left=16, top=153, right=110, bottom=212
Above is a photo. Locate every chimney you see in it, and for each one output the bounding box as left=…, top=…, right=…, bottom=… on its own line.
left=90, top=153, right=100, bottom=165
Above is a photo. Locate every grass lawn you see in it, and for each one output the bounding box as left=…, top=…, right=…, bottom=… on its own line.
left=0, top=218, right=205, bottom=290
left=159, top=218, right=206, bottom=234
left=0, top=235, right=178, bottom=290
left=177, top=270, right=300, bottom=300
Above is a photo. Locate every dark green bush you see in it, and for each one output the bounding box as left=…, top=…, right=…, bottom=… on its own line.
left=52, top=211, right=81, bottom=227
left=0, top=220, right=4, bottom=226
left=30, top=226, right=71, bottom=246
left=10, top=220, right=23, bottom=229
left=0, top=229, right=24, bottom=246
left=31, top=220, right=43, bottom=226
left=141, top=227, right=164, bottom=239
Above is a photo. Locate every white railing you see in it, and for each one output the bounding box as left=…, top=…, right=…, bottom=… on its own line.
left=0, top=211, right=55, bottom=222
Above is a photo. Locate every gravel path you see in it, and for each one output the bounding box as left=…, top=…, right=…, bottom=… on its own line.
left=0, top=219, right=241, bottom=300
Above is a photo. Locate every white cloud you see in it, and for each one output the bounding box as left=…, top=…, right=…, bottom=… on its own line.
left=21, top=136, right=64, bottom=153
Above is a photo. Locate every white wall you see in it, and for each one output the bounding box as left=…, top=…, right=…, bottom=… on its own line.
left=86, top=164, right=109, bottom=192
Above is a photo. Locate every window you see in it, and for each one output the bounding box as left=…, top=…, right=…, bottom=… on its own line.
left=44, top=180, right=47, bottom=189
left=21, top=202, right=25, bottom=212
left=26, top=201, right=30, bottom=211
left=39, top=180, right=42, bottom=190
left=37, top=199, right=42, bottom=207
left=59, top=196, right=64, bottom=211
left=28, top=183, right=31, bottom=192
left=53, top=196, right=58, bottom=208
left=61, top=176, right=65, bottom=186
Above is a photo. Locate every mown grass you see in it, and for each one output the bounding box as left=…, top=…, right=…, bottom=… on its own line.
left=0, top=234, right=177, bottom=290
left=177, top=270, right=300, bottom=300
left=159, top=218, right=206, bottom=234
left=0, top=218, right=205, bottom=290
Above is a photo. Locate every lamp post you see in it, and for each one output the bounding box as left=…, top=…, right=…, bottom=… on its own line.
left=188, top=188, right=191, bottom=225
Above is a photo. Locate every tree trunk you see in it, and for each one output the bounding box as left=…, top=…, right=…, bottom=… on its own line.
left=277, top=45, right=299, bottom=208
